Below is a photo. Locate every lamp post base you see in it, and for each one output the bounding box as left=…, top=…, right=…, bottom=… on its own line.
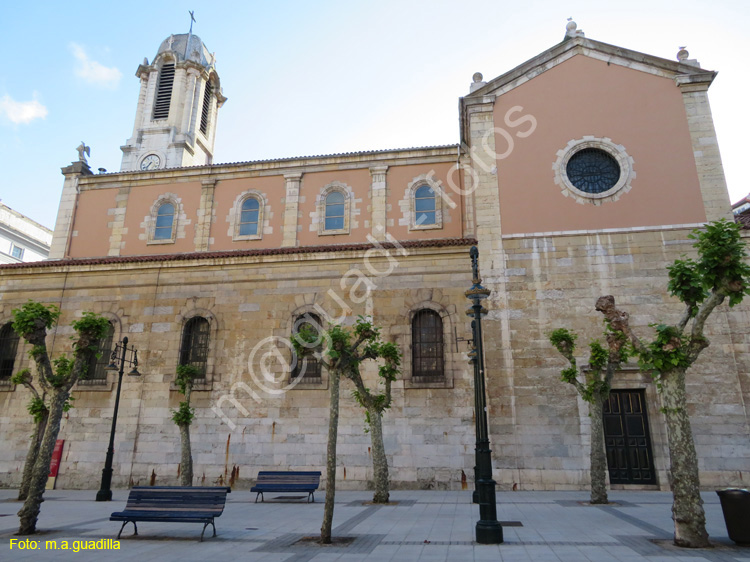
left=96, top=465, right=114, bottom=502
left=476, top=520, right=503, bottom=544
left=95, top=489, right=112, bottom=502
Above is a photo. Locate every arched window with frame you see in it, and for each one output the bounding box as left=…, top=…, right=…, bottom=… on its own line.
left=0, top=323, right=19, bottom=380
left=414, top=184, right=437, bottom=226
left=411, top=309, right=444, bottom=380
left=324, top=191, right=346, bottom=231
left=154, top=202, right=175, bottom=240
left=291, top=313, right=322, bottom=382
left=180, top=317, right=210, bottom=378
left=82, top=322, right=115, bottom=384
left=239, top=197, right=260, bottom=237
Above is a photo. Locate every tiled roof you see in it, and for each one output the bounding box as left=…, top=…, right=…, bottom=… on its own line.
left=0, top=238, right=478, bottom=270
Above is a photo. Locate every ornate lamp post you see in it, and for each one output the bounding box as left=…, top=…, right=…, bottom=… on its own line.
left=96, top=337, right=140, bottom=502
left=465, top=246, right=503, bottom=544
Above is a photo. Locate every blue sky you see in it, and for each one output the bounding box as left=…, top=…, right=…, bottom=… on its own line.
left=1, top=0, right=748, bottom=229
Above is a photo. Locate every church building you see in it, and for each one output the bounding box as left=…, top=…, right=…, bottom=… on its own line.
left=1, top=22, right=747, bottom=493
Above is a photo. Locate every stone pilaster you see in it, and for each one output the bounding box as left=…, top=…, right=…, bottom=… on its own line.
left=676, top=73, right=733, bottom=222
left=194, top=178, right=216, bottom=251
left=107, top=186, right=131, bottom=256
left=282, top=173, right=302, bottom=247
left=369, top=165, right=388, bottom=241
left=48, top=161, right=93, bottom=259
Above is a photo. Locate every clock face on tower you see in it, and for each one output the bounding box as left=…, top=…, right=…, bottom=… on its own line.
left=140, top=154, right=161, bottom=170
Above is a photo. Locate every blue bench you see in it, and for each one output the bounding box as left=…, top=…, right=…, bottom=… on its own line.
left=110, top=486, right=231, bottom=541
left=251, top=471, right=321, bottom=503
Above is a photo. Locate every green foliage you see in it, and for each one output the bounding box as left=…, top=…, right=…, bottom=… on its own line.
left=28, top=345, right=45, bottom=359
left=549, top=328, right=577, bottom=355
left=11, top=301, right=60, bottom=337
left=690, top=218, right=750, bottom=306
left=588, top=340, right=608, bottom=371
left=46, top=356, right=74, bottom=388
left=171, top=401, right=195, bottom=425
left=639, top=324, right=690, bottom=374
left=175, top=364, right=200, bottom=395
left=27, top=396, right=48, bottom=423
left=560, top=366, right=578, bottom=384
left=667, top=258, right=705, bottom=317
left=71, top=312, right=111, bottom=339
left=11, top=368, right=32, bottom=386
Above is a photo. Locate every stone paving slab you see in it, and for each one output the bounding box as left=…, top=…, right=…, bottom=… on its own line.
left=0, top=489, right=748, bottom=561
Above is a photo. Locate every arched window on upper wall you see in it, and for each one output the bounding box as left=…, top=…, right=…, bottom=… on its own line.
left=291, top=313, right=322, bottom=382
left=82, top=322, right=115, bottom=384
left=325, top=191, right=346, bottom=231
left=154, top=202, right=175, bottom=241
left=153, top=63, right=175, bottom=120
left=411, top=309, right=444, bottom=380
left=179, top=317, right=210, bottom=379
left=239, top=197, right=260, bottom=237
left=414, top=184, right=437, bottom=226
left=0, top=323, right=19, bottom=381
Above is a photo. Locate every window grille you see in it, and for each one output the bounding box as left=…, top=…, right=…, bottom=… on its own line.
left=291, top=313, right=322, bottom=382
left=566, top=148, right=621, bottom=194
left=180, top=317, right=210, bottom=378
left=81, top=322, right=114, bottom=384
left=153, top=63, right=175, bottom=120
left=0, top=323, right=19, bottom=380
left=411, top=310, right=444, bottom=380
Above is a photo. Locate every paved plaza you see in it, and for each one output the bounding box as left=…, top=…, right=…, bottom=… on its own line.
left=0, top=489, right=748, bottom=561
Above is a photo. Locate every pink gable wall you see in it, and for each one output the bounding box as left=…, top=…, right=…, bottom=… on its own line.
left=493, top=54, right=706, bottom=235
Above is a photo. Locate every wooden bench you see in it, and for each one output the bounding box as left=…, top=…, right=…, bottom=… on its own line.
left=110, top=486, right=231, bottom=541
left=250, top=471, right=321, bottom=503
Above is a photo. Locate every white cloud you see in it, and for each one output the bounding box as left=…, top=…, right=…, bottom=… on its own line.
left=70, top=43, right=122, bottom=88
left=0, top=94, right=48, bottom=124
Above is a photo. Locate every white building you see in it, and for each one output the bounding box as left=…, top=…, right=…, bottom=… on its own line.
left=0, top=203, right=52, bottom=264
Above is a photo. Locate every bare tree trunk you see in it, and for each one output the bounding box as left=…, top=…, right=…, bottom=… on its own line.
left=661, top=369, right=709, bottom=548
left=18, top=410, right=49, bottom=501
left=18, top=391, right=67, bottom=534
left=179, top=423, right=193, bottom=486
left=589, top=395, right=608, bottom=504
left=321, top=371, right=340, bottom=544
left=368, top=407, right=390, bottom=504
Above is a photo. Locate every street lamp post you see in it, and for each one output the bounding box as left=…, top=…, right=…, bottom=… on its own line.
left=96, top=336, right=140, bottom=502
left=465, top=246, right=503, bottom=544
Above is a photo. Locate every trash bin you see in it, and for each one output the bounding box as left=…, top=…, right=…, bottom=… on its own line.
left=716, top=488, right=750, bottom=545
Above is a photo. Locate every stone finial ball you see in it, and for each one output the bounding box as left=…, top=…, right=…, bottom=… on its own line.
left=472, top=72, right=483, bottom=83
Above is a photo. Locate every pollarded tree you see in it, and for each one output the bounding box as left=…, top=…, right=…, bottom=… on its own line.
left=591, top=219, right=750, bottom=548
left=293, top=316, right=401, bottom=543
left=12, top=301, right=110, bottom=535
left=11, top=368, right=49, bottom=502
left=172, top=364, right=200, bottom=487
left=549, top=325, right=630, bottom=504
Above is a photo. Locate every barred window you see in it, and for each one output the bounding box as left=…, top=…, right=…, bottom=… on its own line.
left=83, top=322, right=114, bottom=383
left=291, top=313, right=322, bottom=382
left=179, top=317, right=210, bottom=378
left=411, top=309, right=444, bottom=380
left=0, top=323, right=19, bottom=380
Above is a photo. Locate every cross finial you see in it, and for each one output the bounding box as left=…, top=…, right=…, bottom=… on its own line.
left=189, top=10, right=196, bottom=34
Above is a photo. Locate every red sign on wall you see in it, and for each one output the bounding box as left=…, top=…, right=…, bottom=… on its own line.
left=48, top=439, right=65, bottom=478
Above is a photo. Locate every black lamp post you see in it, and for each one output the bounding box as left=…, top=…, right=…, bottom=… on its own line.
left=465, top=246, right=503, bottom=544
left=96, top=336, right=140, bottom=502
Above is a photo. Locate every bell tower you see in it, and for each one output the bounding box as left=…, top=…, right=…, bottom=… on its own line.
left=120, top=32, right=227, bottom=172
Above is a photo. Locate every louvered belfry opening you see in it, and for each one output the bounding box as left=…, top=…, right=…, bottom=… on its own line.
left=199, top=81, right=213, bottom=135
left=153, top=63, right=175, bottom=120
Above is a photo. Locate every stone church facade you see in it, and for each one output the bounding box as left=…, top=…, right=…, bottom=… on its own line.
left=1, top=23, right=748, bottom=492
